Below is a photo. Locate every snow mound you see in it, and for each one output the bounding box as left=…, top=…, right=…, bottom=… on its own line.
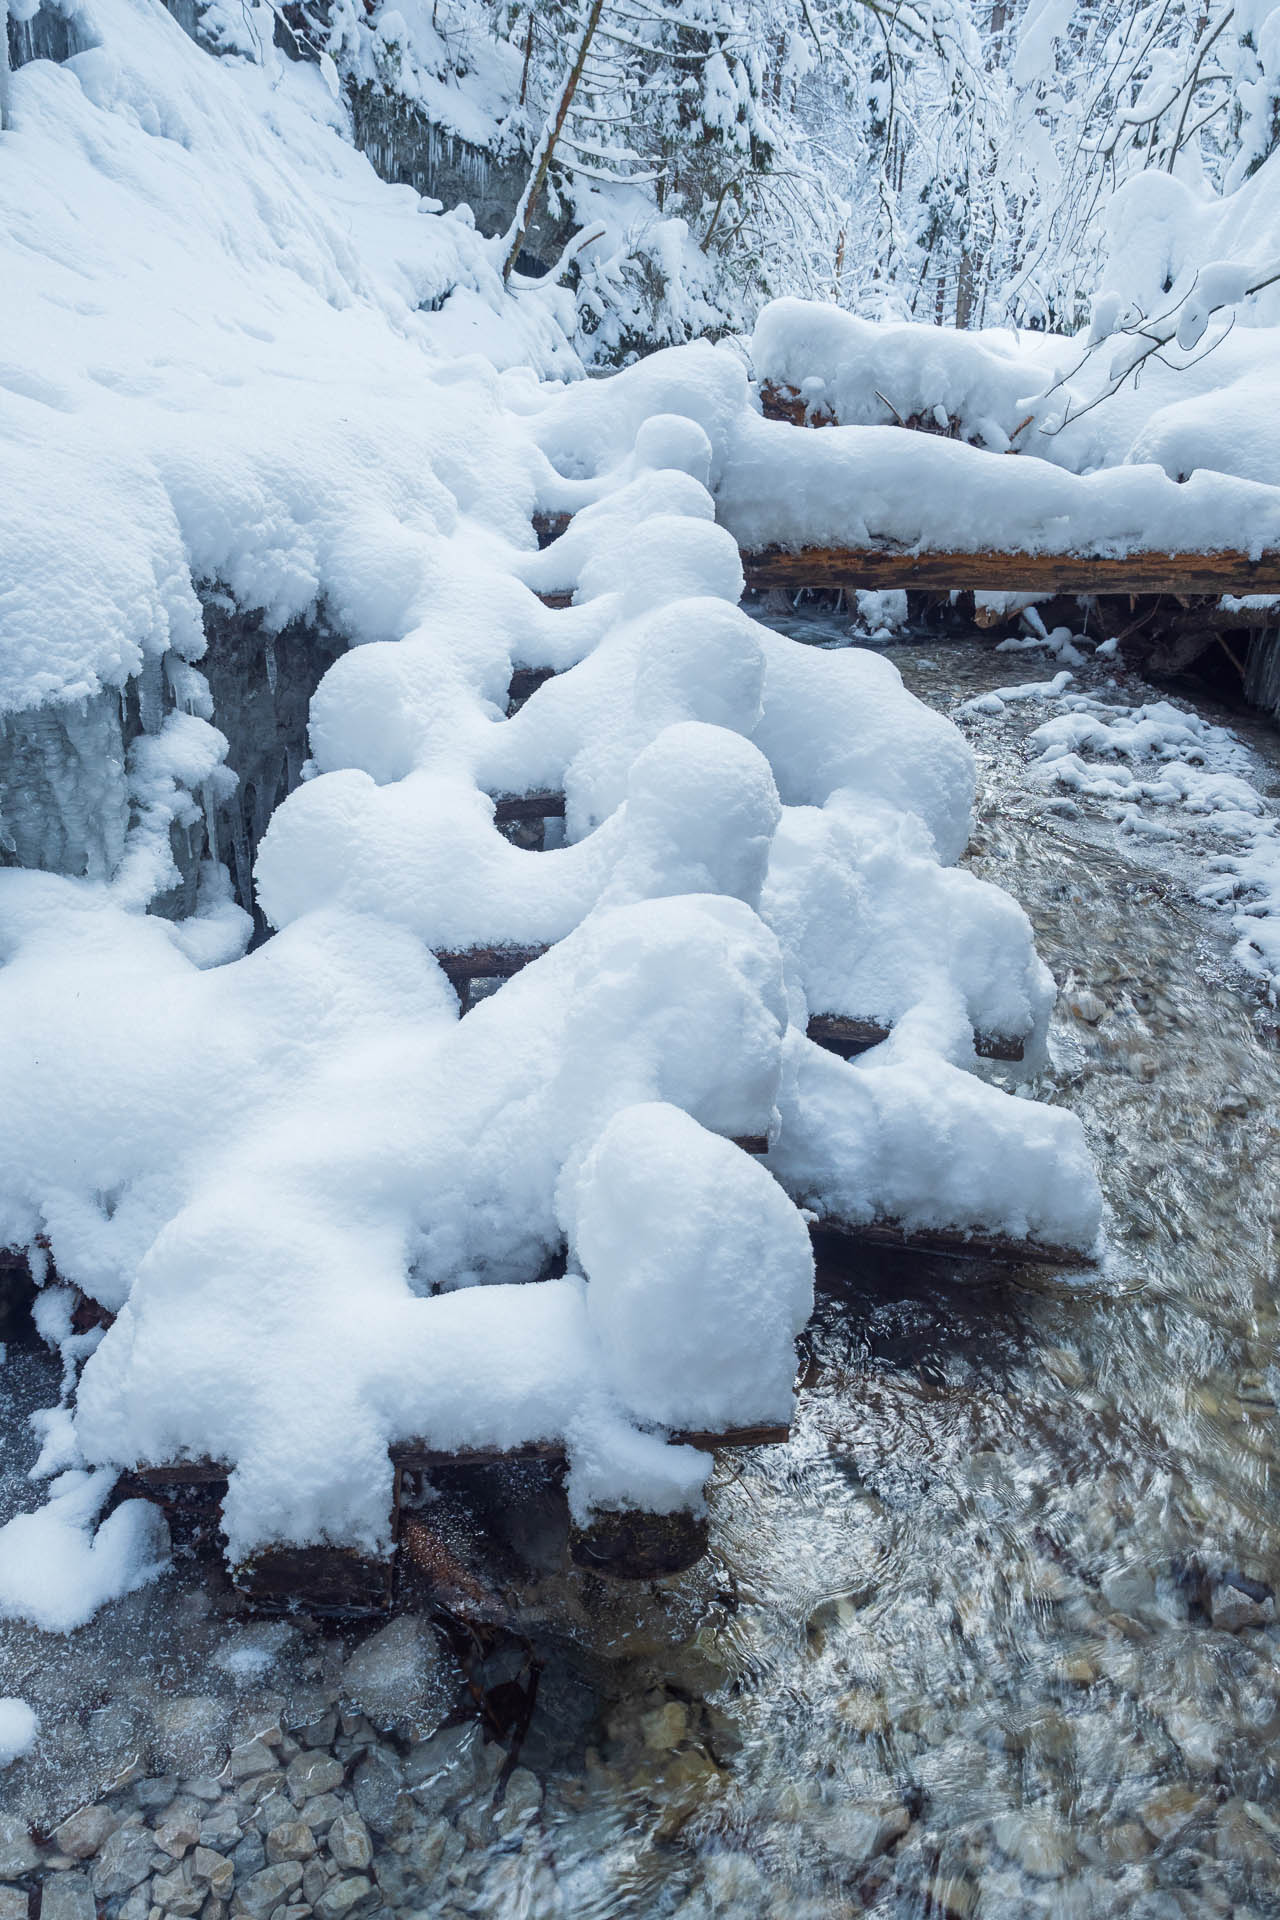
left=0, top=1, right=1104, bottom=1604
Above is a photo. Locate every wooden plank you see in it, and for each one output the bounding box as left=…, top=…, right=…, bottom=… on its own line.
left=491, top=789, right=566, bottom=824
left=233, top=1544, right=393, bottom=1615
left=532, top=511, right=572, bottom=548
left=742, top=544, right=1280, bottom=598
left=811, top=1217, right=1090, bottom=1271
left=507, top=665, right=558, bottom=708
left=569, top=1506, right=709, bottom=1579
left=806, top=1012, right=1025, bottom=1064
left=436, top=944, right=549, bottom=984
left=392, top=1421, right=788, bottom=1474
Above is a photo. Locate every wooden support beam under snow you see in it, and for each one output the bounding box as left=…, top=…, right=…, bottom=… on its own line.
left=806, top=1012, right=1025, bottom=1063
left=740, top=544, right=1280, bottom=598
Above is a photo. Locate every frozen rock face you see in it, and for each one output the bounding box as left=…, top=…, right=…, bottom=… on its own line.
left=6, top=5, right=91, bottom=70
left=346, top=89, right=568, bottom=276
left=0, top=592, right=345, bottom=936
left=0, top=693, right=132, bottom=883
left=196, top=595, right=346, bottom=937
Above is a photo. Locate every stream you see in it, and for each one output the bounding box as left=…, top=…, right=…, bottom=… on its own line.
left=2, top=630, right=1279, bottom=1918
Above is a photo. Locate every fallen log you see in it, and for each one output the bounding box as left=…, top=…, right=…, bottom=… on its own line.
left=806, top=1013, right=1026, bottom=1063
left=811, top=1217, right=1090, bottom=1271
left=741, top=545, right=1280, bottom=598
left=507, top=665, right=558, bottom=710
left=233, top=1544, right=394, bottom=1615
left=491, top=790, right=566, bottom=824
left=569, top=1507, right=709, bottom=1580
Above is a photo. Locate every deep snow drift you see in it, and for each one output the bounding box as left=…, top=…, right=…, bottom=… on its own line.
left=0, top=0, right=1108, bottom=1622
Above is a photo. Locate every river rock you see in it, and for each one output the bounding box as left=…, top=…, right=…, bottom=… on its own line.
left=92, top=1822, right=155, bottom=1897
left=191, top=1849, right=235, bottom=1896
left=265, top=1822, right=316, bottom=1864
left=39, top=1874, right=95, bottom=1920
left=286, top=1753, right=344, bottom=1805
left=341, top=1617, right=447, bottom=1734
left=1141, top=1784, right=1207, bottom=1843
left=351, top=1751, right=404, bottom=1835
left=151, top=1864, right=204, bottom=1916
left=227, top=1739, right=277, bottom=1783
left=990, top=1809, right=1078, bottom=1878
left=824, top=1799, right=910, bottom=1865
left=155, top=1801, right=204, bottom=1859
left=326, top=1811, right=372, bottom=1873
left=297, top=1794, right=343, bottom=1834
left=230, top=1861, right=303, bottom=1919
left=314, top=1874, right=375, bottom=1920
left=51, top=1805, right=120, bottom=1862
left=0, top=1889, right=26, bottom=1920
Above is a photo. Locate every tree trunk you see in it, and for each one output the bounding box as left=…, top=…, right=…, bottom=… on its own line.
left=502, top=0, right=606, bottom=282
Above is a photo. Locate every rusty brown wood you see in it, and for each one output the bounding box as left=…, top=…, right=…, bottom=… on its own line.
left=436, top=944, right=549, bottom=983
left=532, top=512, right=572, bottom=548
left=742, top=545, right=1280, bottom=597
left=806, top=1013, right=1024, bottom=1064
left=391, top=1421, right=789, bottom=1474
left=811, top=1217, right=1090, bottom=1270
left=233, top=1544, right=394, bottom=1614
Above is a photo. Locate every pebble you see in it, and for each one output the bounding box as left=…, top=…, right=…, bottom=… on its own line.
left=640, top=1703, right=687, bottom=1751
left=91, top=1824, right=154, bottom=1898
left=229, top=1861, right=303, bottom=1920
left=264, top=1825, right=315, bottom=1866
left=191, top=1851, right=235, bottom=1897
left=0, top=1891, right=26, bottom=1920
left=925, top=1871, right=977, bottom=1918
left=313, top=1875, right=373, bottom=1920
left=150, top=1863, right=204, bottom=1916
left=285, top=1756, right=344, bottom=1807
left=0, top=1824, right=36, bottom=1886
left=833, top=1688, right=889, bottom=1735
left=38, top=1875, right=95, bottom=1920
left=52, top=1806, right=121, bottom=1862
left=990, top=1809, right=1078, bottom=1878
left=350, top=1752, right=403, bottom=1836
left=324, top=1814, right=371, bottom=1874
left=227, top=1742, right=276, bottom=1784
left=154, top=1805, right=203, bottom=1860
left=295, top=1798, right=342, bottom=1836
left=1141, top=1784, right=1208, bottom=1843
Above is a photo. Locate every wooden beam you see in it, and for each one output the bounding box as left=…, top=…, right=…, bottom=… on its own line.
left=807, top=1013, right=1025, bottom=1064
left=491, top=789, right=566, bottom=824
left=436, top=944, right=549, bottom=984
left=742, top=544, right=1280, bottom=598
left=233, top=1544, right=393, bottom=1615
left=811, top=1217, right=1090, bottom=1271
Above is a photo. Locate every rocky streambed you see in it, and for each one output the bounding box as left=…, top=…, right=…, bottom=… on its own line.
left=3, top=633, right=1280, bottom=1918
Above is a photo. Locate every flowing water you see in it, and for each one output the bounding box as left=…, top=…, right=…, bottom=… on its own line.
left=3, top=632, right=1280, bottom=1919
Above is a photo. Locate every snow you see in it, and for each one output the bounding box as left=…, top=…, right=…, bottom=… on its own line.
left=0, top=1699, right=39, bottom=1768
left=0, top=1470, right=170, bottom=1635
left=0, top=0, right=1106, bottom=1609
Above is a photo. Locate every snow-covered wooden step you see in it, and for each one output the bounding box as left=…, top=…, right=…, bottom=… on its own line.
left=810, top=1217, right=1091, bottom=1272
left=741, top=544, right=1280, bottom=598
left=807, top=1012, right=1026, bottom=1063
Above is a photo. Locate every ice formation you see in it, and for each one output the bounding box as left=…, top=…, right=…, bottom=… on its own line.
left=0, top=0, right=1108, bottom=1608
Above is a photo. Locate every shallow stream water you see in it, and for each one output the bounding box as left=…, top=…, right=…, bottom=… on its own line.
left=3, top=631, right=1279, bottom=1919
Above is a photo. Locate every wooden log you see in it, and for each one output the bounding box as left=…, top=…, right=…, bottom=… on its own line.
left=811, top=1217, right=1090, bottom=1271
left=391, top=1422, right=787, bottom=1475
left=491, top=789, right=566, bottom=824
left=742, top=544, right=1280, bottom=598
left=233, top=1544, right=394, bottom=1615
left=806, top=1012, right=1025, bottom=1064
left=436, top=944, right=549, bottom=984
left=569, top=1506, right=709, bottom=1579
left=532, top=511, right=572, bottom=549
left=507, top=665, right=558, bottom=709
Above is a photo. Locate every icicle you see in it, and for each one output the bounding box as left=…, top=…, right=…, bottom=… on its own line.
left=264, top=636, right=278, bottom=697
